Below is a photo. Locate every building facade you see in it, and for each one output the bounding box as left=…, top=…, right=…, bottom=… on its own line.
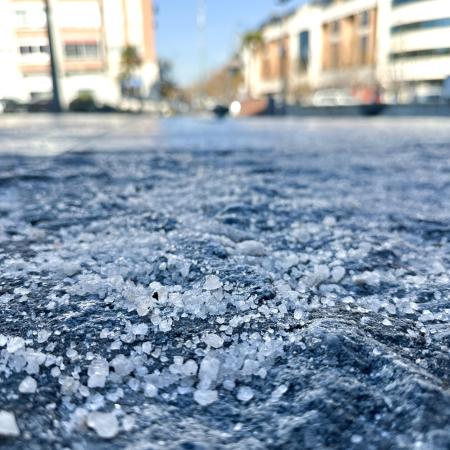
left=242, top=0, right=450, bottom=104
left=0, top=0, right=159, bottom=107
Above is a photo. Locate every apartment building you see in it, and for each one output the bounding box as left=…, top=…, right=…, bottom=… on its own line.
left=0, top=0, right=158, bottom=107
left=389, top=0, right=450, bottom=102
left=242, top=0, right=450, bottom=104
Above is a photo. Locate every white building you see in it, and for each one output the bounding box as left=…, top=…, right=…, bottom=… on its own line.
left=242, top=0, right=450, bottom=104
left=0, top=0, right=159, bottom=108
left=388, top=0, right=450, bottom=102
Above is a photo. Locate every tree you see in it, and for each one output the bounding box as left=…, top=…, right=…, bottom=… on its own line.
left=242, top=31, right=263, bottom=50
left=120, top=46, right=142, bottom=79
left=242, top=31, right=264, bottom=99
left=158, top=59, right=178, bottom=99
left=119, top=46, right=142, bottom=98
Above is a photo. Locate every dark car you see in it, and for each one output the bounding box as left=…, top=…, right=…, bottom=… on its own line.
left=0, top=98, right=26, bottom=113
left=27, top=98, right=53, bottom=112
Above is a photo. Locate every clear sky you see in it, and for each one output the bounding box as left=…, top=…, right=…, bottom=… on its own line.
left=155, top=0, right=304, bottom=86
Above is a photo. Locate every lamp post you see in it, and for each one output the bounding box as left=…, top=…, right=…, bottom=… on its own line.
left=44, top=0, right=62, bottom=112
left=197, top=0, right=207, bottom=102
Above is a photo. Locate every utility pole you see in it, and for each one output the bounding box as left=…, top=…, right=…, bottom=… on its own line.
left=44, top=0, right=62, bottom=112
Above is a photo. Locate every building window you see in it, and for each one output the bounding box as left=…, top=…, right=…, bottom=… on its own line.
left=15, top=8, right=46, bottom=28
left=299, top=31, right=309, bottom=71
left=261, top=45, right=270, bottom=81
left=332, top=20, right=340, bottom=35
left=391, top=18, right=450, bottom=34
left=361, top=11, right=369, bottom=28
left=278, top=41, right=287, bottom=78
left=64, top=43, right=100, bottom=59
left=390, top=47, right=450, bottom=60
left=331, top=42, right=340, bottom=69
left=359, top=35, right=368, bottom=65
left=19, top=45, right=49, bottom=55
left=393, top=0, right=431, bottom=6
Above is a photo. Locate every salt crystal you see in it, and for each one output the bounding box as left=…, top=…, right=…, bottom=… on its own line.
left=106, top=388, right=124, bottom=402
left=307, top=265, right=330, bottom=287
left=86, top=411, right=118, bottom=439
left=110, top=355, right=133, bottom=377
left=382, top=319, right=392, bottom=326
left=193, top=389, right=218, bottom=406
left=37, top=330, right=51, bottom=344
left=122, top=415, right=135, bottom=432
left=132, top=323, right=148, bottom=336
left=236, top=386, right=254, bottom=402
left=236, top=240, right=267, bottom=257
left=159, top=319, right=172, bottom=332
left=323, top=216, right=336, bottom=226
left=110, top=340, right=122, bottom=350
left=182, top=359, right=198, bottom=376
left=351, top=435, right=363, bottom=444
left=144, top=383, right=158, bottom=398
left=0, top=335, right=6, bottom=347
left=204, top=275, right=222, bottom=291
left=25, top=350, right=46, bottom=374
left=66, top=349, right=78, bottom=360
left=353, top=271, right=380, bottom=287
left=51, top=367, right=61, bottom=377
left=173, top=356, right=184, bottom=365
left=331, top=266, right=346, bottom=283
left=79, top=385, right=90, bottom=397
left=128, top=378, right=140, bottom=391
left=223, top=379, right=235, bottom=391
left=87, top=358, right=109, bottom=388
left=198, top=357, right=220, bottom=389
left=7, top=337, right=25, bottom=353
left=0, top=411, right=20, bottom=437
left=19, top=376, right=37, bottom=394
left=100, top=329, right=110, bottom=339
left=203, top=333, right=224, bottom=349
left=136, top=300, right=151, bottom=317
left=142, top=342, right=153, bottom=354
left=271, top=384, right=288, bottom=400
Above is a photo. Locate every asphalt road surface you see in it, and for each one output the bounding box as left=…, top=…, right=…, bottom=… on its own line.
left=0, top=115, right=449, bottom=450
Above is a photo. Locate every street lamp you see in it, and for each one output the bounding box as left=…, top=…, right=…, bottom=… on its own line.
left=44, top=0, right=62, bottom=112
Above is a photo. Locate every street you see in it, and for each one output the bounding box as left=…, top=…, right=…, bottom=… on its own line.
left=0, top=115, right=449, bottom=449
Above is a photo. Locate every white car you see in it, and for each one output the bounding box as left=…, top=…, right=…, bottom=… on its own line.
left=312, top=89, right=358, bottom=106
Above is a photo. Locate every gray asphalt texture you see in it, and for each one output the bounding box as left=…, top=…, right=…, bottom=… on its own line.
left=0, top=116, right=449, bottom=450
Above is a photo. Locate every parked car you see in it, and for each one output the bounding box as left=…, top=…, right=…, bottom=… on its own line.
left=27, top=98, right=53, bottom=112
left=311, top=89, right=358, bottom=106
left=0, top=98, right=26, bottom=113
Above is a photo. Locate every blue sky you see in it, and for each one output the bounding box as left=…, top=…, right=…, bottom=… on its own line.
left=155, top=0, right=304, bottom=86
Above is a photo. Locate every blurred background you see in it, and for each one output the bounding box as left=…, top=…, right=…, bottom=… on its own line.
left=0, top=0, right=449, bottom=116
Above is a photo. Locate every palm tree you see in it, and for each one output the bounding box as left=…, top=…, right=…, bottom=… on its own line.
left=242, top=31, right=264, bottom=50
left=242, top=31, right=264, bottom=98
left=120, top=46, right=142, bottom=79
left=119, top=46, right=142, bottom=98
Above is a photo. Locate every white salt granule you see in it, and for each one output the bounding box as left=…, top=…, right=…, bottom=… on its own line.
left=203, top=333, right=224, bottom=349
left=0, top=411, right=20, bottom=437
left=86, top=411, right=118, bottom=439
left=204, top=275, right=222, bottom=291
left=193, top=389, right=218, bottom=406
left=236, top=386, right=254, bottom=402
left=19, top=376, right=37, bottom=394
